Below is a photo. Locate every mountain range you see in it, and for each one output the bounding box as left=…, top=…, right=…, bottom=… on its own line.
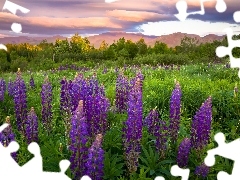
left=0, top=32, right=225, bottom=48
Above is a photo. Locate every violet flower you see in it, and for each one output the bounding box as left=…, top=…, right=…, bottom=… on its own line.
left=69, top=100, right=89, bottom=180
left=7, top=77, right=14, bottom=97
left=13, top=68, right=28, bottom=134
left=0, top=116, right=17, bottom=161
left=25, top=107, right=38, bottom=144
left=123, top=77, right=143, bottom=173
left=115, top=73, right=130, bottom=113
left=0, top=78, right=6, bottom=101
left=86, top=134, right=104, bottom=180
left=169, top=81, right=182, bottom=144
left=177, top=138, right=191, bottom=168
left=190, top=97, right=212, bottom=151
left=40, top=76, right=53, bottom=132
left=144, top=108, right=168, bottom=158
left=29, top=74, right=35, bottom=89
left=194, top=163, right=210, bottom=178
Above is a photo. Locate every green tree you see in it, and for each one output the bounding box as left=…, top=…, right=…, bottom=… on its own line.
left=136, top=38, right=148, bottom=55
left=125, top=40, right=138, bottom=59
left=152, top=41, right=169, bottom=54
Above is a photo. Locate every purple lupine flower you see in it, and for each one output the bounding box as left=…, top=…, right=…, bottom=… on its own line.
left=86, top=134, right=104, bottom=180
left=40, top=76, right=52, bottom=132
left=88, top=73, right=101, bottom=96
left=25, top=107, right=38, bottom=144
left=7, top=77, right=14, bottom=97
left=144, top=108, right=168, bottom=158
left=0, top=78, right=6, bottom=101
left=129, top=71, right=144, bottom=90
left=177, top=138, right=191, bottom=168
left=123, top=77, right=143, bottom=173
left=190, top=97, right=212, bottom=151
left=60, top=77, right=72, bottom=140
left=60, top=77, right=71, bottom=114
left=169, top=81, right=182, bottom=144
left=69, top=73, right=86, bottom=113
left=194, top=163, right=210, bottom=178
left=0, top=116, right=18, bottom=161
left=115, top=73, right=130, bottom=113
left=13, top=68, right=28, bottom=134
left=69, top=100, right=89, bottom=180
left=29, top=74, right=35, bottom=89
left=91, top=94, right=110, bottom=135
left=102, top=67, right=107, bottom=74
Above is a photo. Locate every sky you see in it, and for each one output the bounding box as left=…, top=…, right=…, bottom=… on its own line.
left=0, top=0, right=239, bottom=38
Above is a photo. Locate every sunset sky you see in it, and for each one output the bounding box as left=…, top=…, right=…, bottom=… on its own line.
left=0, top=0, right=239, bottom=38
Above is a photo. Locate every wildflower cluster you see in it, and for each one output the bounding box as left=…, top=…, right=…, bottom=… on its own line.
left=0, top=116, right=17, bottom=161
left=40, top=76, right=53, bottom=132
left=169, top=81, right=182, bottom=144
left=86, top=134, right=104, bottom=180
left=25, top=107, right=38, bottom=144
left=115, top=73, right=130, bottom=113
left=144, top=108, right=168, bottom=158
left=123, top=77, right=143, bottom=173
left=0, top=78, right=6, bottom=101
left=69, top=100, right=89, bottom=180
left=13, top=68, right=28, bottom=134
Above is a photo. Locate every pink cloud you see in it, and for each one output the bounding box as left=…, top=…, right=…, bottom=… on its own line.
left=106, top=10, right=170, bottom=22
left=0, top=12, right=122, bottom=29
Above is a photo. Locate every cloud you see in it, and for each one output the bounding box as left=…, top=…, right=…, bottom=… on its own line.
left=139, top=19, right=240, bottom=36
left=0, top=12, right=122, bottom=35
left=0, top=0, right=239, bottom=37
left=106, top=10, right=171, bottom=22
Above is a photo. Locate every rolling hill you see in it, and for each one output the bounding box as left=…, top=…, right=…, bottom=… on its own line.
left=0, top=32, right=225, bottom=48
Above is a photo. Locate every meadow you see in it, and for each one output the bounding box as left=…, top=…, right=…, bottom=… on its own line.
left=0, top=63, right=240, bottom=180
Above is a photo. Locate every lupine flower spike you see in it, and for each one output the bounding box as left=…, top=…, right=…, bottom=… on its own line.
left=29, top=74, right=35, bottom=89
left=13, top=68, right=28, bottom=135
left=177, top=138, right=191, bottom=168
left=190, top=96, right=212, bottom=153
left=169, top=81, right=182, bottom=145
left=123, top=77, right=143, bottom=173
left=25, top=107, right=38, bottom=144
left=86, top=134, right=104, bottom=180
left=0, top=116, right=18, bottom=161
left=7, top=77, right=14, bottom=97
left=194, top=163, right=210, bottom=178
left=40, top=76, right=53, bottom=133
left=144, top=108, right=168, bottom=158
left=69, top=100, right=89, bottom=180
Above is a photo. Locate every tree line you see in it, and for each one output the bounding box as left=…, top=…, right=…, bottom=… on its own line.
left=0, top=33, right=239, bottom=72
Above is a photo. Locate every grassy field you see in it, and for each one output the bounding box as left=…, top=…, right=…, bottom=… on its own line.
left=0, top=63, right=239, bottom=179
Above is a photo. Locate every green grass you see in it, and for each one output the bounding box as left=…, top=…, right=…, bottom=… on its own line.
left=0, top=63, right=240, bottom=179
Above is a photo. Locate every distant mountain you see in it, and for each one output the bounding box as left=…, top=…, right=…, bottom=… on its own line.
left=0, top=32, right=225, bottom=48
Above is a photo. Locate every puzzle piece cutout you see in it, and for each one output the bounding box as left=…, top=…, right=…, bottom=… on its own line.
left=204, top=132, right=240, bottom=179
left=154, top=165, right=190, bottom=180
left=0, top=1, right=30, bottom=51
left=2, top=0, right=30, bottom=33
left=0, top=123, right=71, bottom=180
left=175, top=0, right=227, bottom=21
left=233, top=11, right=240, bottom=22
left=215, top=28, right=240, bottom=78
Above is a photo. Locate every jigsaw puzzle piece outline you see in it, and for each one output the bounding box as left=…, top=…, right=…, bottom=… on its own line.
left=21, top=142, right=43, bottom=174
left=233, top=11, right=240, bottom=22
left=0, top=141, right=21, bottom=179
left=175, top=0, right=227, bottom=21
left=215, top=28, right=240, bottom=78
left=204, top=132, right=240, bottom=179
left=171, top=165, right=190, bottom=180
